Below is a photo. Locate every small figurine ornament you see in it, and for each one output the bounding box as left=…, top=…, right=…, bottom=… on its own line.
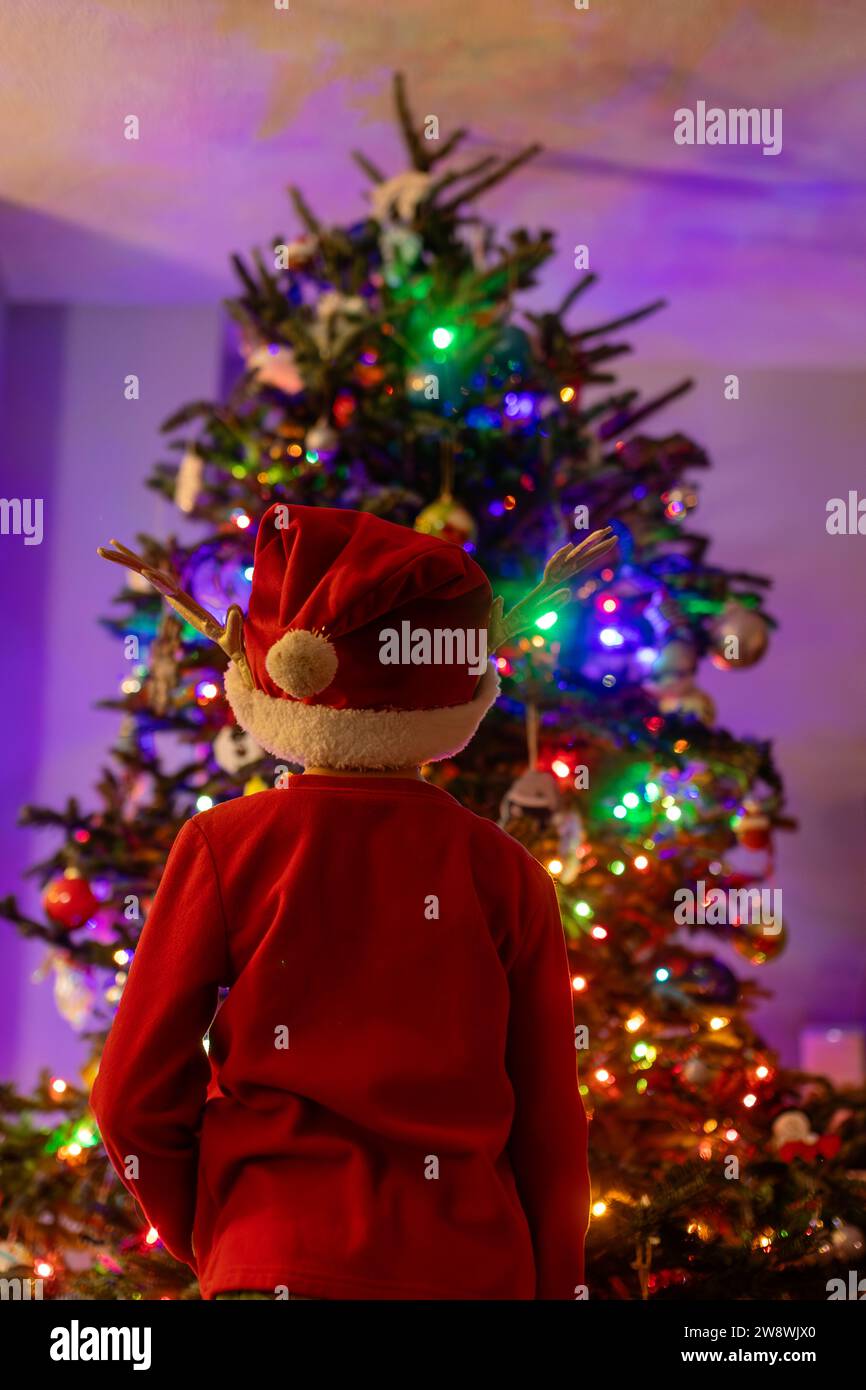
left=214, top=724, right=264, bottom=775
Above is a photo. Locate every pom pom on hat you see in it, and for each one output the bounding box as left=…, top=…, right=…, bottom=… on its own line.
left=266, top=628, right=338, bottom=698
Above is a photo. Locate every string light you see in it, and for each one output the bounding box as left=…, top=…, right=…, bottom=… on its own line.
left=609, top=860, right=625, bottom=876
left=535, top=611, right=558, bottom=630
left=622, top=792, right=640, bottom=809
left=709, top=1016, right=729, bottom=1031
left=196, top=795, right=214, bottom=812
left=547, top=858, right=563, bottom=876
left=613, top=805, right=627, bottom=819
left=551, top=758, right=570, bottom=778
left=666, top=805, right=682, bottom=822
left=634, top=855, right=649, bottom=871
left=560, top=386, right=576, bottom=403
left=591, top=925, right=608, bottom=940
left=574, top=901, right=592, bottom=918
left=655, top=967, right=670, bottom=982
left=35, top=1260, right=54, bottom=1279
left=49, top=1077, right=67, bottom=1097
left=145, top=1227, right=160, bottom=1246
left=591, top=1200, right=608, bottom=1217
left=645, top=782, right=660, bottom=801
left=572, top=975, right=588, bottom=992
left=625, top=1013, right=645, bottom=1033
left=743, top=1093, right=757, bottom=1109
left=431, top=327, right=454, bottom=349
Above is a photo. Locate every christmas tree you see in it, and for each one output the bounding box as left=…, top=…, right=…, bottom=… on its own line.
left=1, top=75, right=864, bottom=1301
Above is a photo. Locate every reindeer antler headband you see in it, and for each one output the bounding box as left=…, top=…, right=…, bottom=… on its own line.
left=98, top=525, right=616, bottom=686
left=487, top=527, right=617, bottom=649
left=97, top=540, right=254, bottom=690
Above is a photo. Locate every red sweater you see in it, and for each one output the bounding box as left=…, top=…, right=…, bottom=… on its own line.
left=91, top=775, right=590, bottom=1299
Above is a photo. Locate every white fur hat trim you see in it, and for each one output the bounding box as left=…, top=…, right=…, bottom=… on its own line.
left=225, top=661, right=500, bottom=770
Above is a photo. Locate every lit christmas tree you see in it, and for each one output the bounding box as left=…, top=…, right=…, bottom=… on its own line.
left=1, top=75, right=864, bottom=1300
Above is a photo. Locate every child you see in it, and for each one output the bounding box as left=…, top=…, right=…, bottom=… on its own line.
left=91, top=503, right=614, bottom=1299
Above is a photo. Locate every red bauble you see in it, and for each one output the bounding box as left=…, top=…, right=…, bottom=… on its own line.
left=735, top=801, right=772, bottom=851
left=332, top=391, right=356, bottom=429
left=43, top=871, right=99, bottom=930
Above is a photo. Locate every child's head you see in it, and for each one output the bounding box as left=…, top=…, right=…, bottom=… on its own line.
left=99, top=507, right=615, bottom=774
left=224, top=503, right=499, bottom=771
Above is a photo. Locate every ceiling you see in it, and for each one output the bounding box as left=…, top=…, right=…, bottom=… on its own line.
left=1, top=0, right=863, bottom=363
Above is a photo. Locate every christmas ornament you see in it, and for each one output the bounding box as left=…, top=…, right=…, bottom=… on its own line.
left=771, top=1108, right=842, bottom=1164
left=43, top=870, right=98, bottom=931
left=214, top=724, right=264, bottom=775
left=380, top=224, right=423, bottom=285
left=311, top=292, right=367, bottom=358
left=655, top=679, right=716, bottom=725
left=771, top=1109, right=812, bottom=1149
left=85, top=906, right=121, bottom=945
left=305, top=418, right=339, bottom=461
left=280, top=235, right=318, bottom=269
left=414, top=437, right=477, bottom=547
left=369, top=170, right=431, bottom=223
left=734, top=801, right=772, bottom=851
left=414, top=493, right=477, bottom=546
left=730, top=916, right=787, bottom=964
left=246, top=342, right=304, bottom=395
left=0, top=1242, right=30, bottom=1273
left=146, top=611, right=183, bottom=716
left=52, top=955, right=98, bottom=1031
left=681, top=955, right=739, bottom=1005
left=681, top=1056, right=711, bottom=1086
left=331, top=391, right=356, bottom=429
left=709, top=602, right=769, bottom=670
left=355, top=358, right=385, bottom=388
left=174, top=449, right=204, bottom=514
left=243, top=774, right=269, bottom=796
left=651, top=639, right=697, bottom=684
left=499, top=768, right=562, bottom=826
left=830, top=1223, right=864, bottom=1260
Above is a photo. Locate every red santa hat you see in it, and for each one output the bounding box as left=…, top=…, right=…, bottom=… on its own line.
left=224, top=503, right=499, bottom=769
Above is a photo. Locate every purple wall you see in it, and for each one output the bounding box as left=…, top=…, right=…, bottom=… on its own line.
left=0, top=304, right=221, bottom=1084
left=1, top=312, right=863, bottom=1079
left=620, top=361, right=866, bottom=1060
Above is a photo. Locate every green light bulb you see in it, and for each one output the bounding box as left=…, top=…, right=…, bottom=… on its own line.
left=535, top=610, right=558, bottom=631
